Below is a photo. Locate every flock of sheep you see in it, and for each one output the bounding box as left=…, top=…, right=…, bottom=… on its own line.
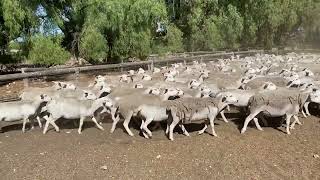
left=1, top=52, right=320, bottom=141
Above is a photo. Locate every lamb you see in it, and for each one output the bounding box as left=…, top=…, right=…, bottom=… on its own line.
left=240, top=89, right=310, bottom=134
left=42, top=97, right=112, bottom=134
left=166, top=94, right=238, bottom=141
left=0, top=94, right=51, bottom=133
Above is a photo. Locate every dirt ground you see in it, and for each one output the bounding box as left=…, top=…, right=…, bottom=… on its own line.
left=0, top=63, right=320, bottom=179
left=0, top=111, right=319, bottom=179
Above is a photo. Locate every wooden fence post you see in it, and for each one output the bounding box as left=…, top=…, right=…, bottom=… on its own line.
left=21, top=68, right=29, bottom=88
left=121, top=59, right=124, bottom=72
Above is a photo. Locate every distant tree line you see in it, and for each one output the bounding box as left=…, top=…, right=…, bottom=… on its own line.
left=0, top=0, right=319, bottom=65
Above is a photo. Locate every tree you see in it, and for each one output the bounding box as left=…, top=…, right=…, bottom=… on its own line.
left=79, top=26, right=107, bottom=63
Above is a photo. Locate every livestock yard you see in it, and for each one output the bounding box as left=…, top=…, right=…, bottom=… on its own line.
left=1, top=52, right=320, bottom=179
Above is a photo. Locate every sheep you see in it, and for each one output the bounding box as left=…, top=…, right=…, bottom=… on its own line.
left=133, top=83, right=144, bottom=89
left=0, top=94, right=51, bottom=133
left=214, top=82, right=277, bottom=123
left=153, top=67, right=161, bottom=73
left=109, top=88, right=183, bottom=136
left=42, top=97, right=112, bottom=134
left=287, top=77, right=314, bottom=88
left=53, top=81, right=77, bottom=90
left=119, top=74, right=134, bottom=83
left=134, top=86, right=213, bottom=138
left=142, top=74, right=152, bottom=81
left=137, top=68, right=145, bottom=74
left=166, top=94, right=238, bottom=141
left=240, top=89, right=310, bottom=134
left=243, top=76, right=288, bottom=90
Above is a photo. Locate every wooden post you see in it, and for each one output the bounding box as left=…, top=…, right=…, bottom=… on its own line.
left=75, top=68, right=80, bottom=82
left=21, top=68, right=29, bottom=88
left=150, top=59, right=154, bottom=72
left=121, top=59, right=124, bottom=72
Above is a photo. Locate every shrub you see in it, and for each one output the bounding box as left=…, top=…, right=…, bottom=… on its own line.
left=28, top=35, right=70, bottom=65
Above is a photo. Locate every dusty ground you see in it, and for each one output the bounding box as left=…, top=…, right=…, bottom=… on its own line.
left=0, top=61, right=320, bottom=179
left=0, top=113, right=319, bottom=179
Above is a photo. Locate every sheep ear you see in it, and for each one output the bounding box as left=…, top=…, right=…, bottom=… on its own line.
left=135, top=84, right=138, bottom=88
left=263, top=84, right=268, bottom=89
left=200, top=93, right=204, bottom=98
left=99, top=92, right=109, bottom=98
left=63, top=84, right=67, bottom=88
left=84, top=92, right=89, bottom=97
left=222, top=97, right=226, bottom=102
left=149, top=89, right=153, bottom=94
left=313, top=88, right=317, bottom=92
left=100, top=86, right=104, bottom=90
left=40, top=94, right=44, bottom=99
left=58, top=82, right=62, bottom=87
left=164, top=89, right=168, bottom=94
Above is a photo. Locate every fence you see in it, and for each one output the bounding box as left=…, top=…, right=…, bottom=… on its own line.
left=0, top=48, right=319, bottom=83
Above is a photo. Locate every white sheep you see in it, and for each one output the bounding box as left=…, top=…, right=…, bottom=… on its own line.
left=42, top=97, right=111, bottom=134
left=0, top=94, right=51, bottom=133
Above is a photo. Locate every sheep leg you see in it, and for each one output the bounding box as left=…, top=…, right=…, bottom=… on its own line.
left=141, top=118, right=153, bottom=138
left=241, top=111, right=261, bottom=134
left=110, top=113, right=120, bottom=133
left=139, top=120, right=149, bottom=139
left=42, top=115, right=51, bottom=134
left=220, top=110, right=228, bottom=123
left=285, top=114, right=293, bottom=134
left=301, top=110, right=307, bottom=118
left=78, top=117, right=85, bottom=134
left=29, top=118, right=35, bottom=130
left=208, top=114, right=218, bottom=137
left=198, top=123, right=208, bottom=135
left=226, top=105, right=230, bottom=111
left=22, top=117, right=28, bottom=133
left=43, top=119, right=50, bottom=134
left=44, top=115, right=59, bottom=132
left=253, top=118, right=263, bottom=131
left=168, top=110, right=180, bottom=141
left=304, top=102, right=311, bottom=116
left=179, top=124, right=190, bottom=137
left=37, top=116, right=42, bottom=128
left=91, top=117, right=104, bottom=131
left=290, top=115, right=301, bottom=129
left=123, top=111, right=134, bottom=136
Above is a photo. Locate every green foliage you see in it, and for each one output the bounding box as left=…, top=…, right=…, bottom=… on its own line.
left=28, top=35, right=70, bottom=65
left=80, top=26, right=107, bottom=63
left=1, top=0, right=320, bottom=65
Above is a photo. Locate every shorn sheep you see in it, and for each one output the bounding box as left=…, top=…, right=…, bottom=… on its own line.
left=166, top=94, right=238, bottom=141
left=240, top=89, right=319, bottom=134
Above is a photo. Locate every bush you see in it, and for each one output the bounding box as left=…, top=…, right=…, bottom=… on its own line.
left=28, top=35, right=70, bottom=65
left=79, top=27, right=108, bottom=63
